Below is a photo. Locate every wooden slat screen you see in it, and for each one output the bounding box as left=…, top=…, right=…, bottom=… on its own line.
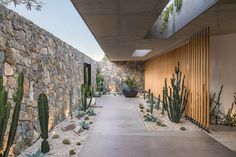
left=144, top=28, right=210, bottom=128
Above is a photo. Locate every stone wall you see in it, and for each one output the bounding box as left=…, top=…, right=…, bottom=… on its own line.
left=98, top=61, right=144, bottom=94
left=0, top=5, right=97, bottom=154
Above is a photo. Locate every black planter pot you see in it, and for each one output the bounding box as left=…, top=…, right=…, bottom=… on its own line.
left=122, top=87, right=138, bottom=98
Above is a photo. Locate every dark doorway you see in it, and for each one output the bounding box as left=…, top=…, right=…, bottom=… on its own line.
left=84, top=63, right=91, bottom=85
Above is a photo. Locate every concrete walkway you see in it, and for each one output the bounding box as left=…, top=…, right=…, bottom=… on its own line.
left=78, top=96, right=236, bottom=157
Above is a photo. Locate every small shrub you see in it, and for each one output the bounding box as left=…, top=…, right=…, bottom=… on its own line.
left=143, top=114, right=158, bottom=123
left=62, top=138, right=70, bottom=145
left=89, top=121, right=93, bottom=124
left=139, top=104, right=144, bottom=109
left=76, top=142, right=81, bottom=146
left=69, top=149, right=76, bottom=155
left=84, top=116, right=90, bottom=120
left=180, top=127, right=186, bottom=131
left=52, top=134, right=59, bottom=139
left=156, top=120, right=167, bottom=127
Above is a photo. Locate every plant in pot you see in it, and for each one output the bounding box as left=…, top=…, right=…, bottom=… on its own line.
left=94, top=68, right=104, bottom=97
left=122, top=77, right=138, bottom=98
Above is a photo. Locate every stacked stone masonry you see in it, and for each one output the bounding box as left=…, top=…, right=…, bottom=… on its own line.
left=0, top=5, right=144, bottom=155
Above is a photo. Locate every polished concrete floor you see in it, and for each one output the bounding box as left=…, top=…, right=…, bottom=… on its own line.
left=78, top=96, right=236, bottom=157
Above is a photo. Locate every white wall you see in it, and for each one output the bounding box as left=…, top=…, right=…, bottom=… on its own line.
left=211, top=33, right=236, bottom=113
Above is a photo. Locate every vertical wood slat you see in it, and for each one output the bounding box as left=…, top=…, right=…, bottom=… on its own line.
left=144, top=27, right=210, bottom=129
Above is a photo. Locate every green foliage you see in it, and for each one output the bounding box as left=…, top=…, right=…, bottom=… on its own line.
left=69, top=149, right=76, bottom=155
left=123, top=77, right=138, bottom=88
left=95, top=68, right=104, bottom=93
left=0, top=0, right=43, bottom=11
left=143, top=114, right=158, bottom=123
left=79, top=121, right=89, bottom=130
left=26, top=149, right=45, bottom=157
left=210, top=85, right=224, bottom=124
left=62, top=138, right=70, bottom=145
left=155, top=95, right=161, bottom=110
left=160, top=0, right=183, bottom=34
left=102, top=55, right=109, bottom=62
left=86, top=108, right=96, bottom=116
left=1, top=72, right=24, bottom=157
left=223, top=93, right=236, bottom=127
left=163, top=62, right=189, bottom=123
left=52, top=134, right=59, bottom=139
left=174, top=0, right=183, bottom=13
left=77, top=110, right=85, bottom=118
left=79, top=84, right=93, bottom=112
left=38, top=94, right=50, bottom=153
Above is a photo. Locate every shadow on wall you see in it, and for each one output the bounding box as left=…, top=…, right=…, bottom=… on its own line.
left=98, top=61, right=144, bottom=94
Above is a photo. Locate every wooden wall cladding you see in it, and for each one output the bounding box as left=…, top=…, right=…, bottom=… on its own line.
left=144, top=28, right=210, bottom=128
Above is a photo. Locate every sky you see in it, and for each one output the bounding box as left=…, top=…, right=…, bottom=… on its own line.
left=6, top=0, right=105, bottom=61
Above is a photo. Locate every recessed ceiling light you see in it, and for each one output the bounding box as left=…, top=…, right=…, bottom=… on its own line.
left=132, top=49, right=152, bottom=57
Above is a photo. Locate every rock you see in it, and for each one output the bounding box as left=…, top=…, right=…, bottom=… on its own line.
left=5, top=48, right=16, bottom=65
left=0, top=50, right=5, bottom=63
left=4, top=62, right=14, bottom=76
left=7, top=76, right=16, bottom=88
left=61, top=122, right=76, bottom=131
left=0, top=36, right=6, bottom=50
left=74, top=125, right=82, bottom=134
left=24, top=78, right=30, bottom=97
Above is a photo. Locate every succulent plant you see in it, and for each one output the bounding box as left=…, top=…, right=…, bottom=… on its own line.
left=0, top=72, right=24, bottom=157
left=62, top=138, right=70, bottom=145
left=69, top=149, right=76, bottom=155
left=76, top=142, right=81, bottom=146
left=26, top=149, right=45, bottom=157
left=38, top=94, right=50, bottom=153
left=163, top=62, right=189, bottom=123
left=146, top=109, right=150, bottom=113
left=143, top=114, right=158, bottom=123
left=155, top=95, right=161, bottom=110
left=79, top=84, right=93, bottom=112
left=86, top=108, right=96, bottom=116
left=77, top=110, right=85, bottom=118
left=79, top=121, right=89, bottom=130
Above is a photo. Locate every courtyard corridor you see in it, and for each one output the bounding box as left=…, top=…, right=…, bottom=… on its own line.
left=78, top=96, right=236, bottom=157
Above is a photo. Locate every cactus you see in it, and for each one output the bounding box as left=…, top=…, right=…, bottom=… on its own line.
left=210, top=85, right=224, bottom=124
left=150, top=93, right=154, bottom=114
left=79, top=84, right=93, bottom=112
left=223, top=93, right=236, bottom=127
left=26, top=149, right=45, bottom=157
left=0, top=77, right=11, bottom=155
left=163, top=63, right=189, bottom=123
left=38, top=94, right=50, bottom=153
left=1, top=72, right=24, bottom=157
left=155, top=95, right=161, bottom=110
left=161, top=88, right=165, bottom=115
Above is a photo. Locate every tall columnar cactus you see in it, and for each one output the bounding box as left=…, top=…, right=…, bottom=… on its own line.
left=148, top=89, right=151, bottom=100
left=155, top=94, right=161, bottom=110
left=1, top=72, right=24, bottom=157
left=80, top=84, right=93, bottom=112
left=150, top=93, right=154, bottom=114
left=38, top=94, right=50, bottom=153
left=161, top=88, right=165, bottom=115
left=163, top=63, right=189, bottom=123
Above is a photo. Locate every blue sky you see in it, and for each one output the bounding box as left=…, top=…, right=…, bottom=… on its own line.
left=7, top=0, right=105, bottom=61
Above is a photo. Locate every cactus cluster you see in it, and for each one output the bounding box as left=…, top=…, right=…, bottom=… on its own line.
left=38, top=94, right=50, bottom=153
left=0, top=72, right=24, bottom=157
left=79, top=84, right=93, bottom=112
left=224, top=93, right=236, bottom=127
left=163, top=62, right=189, bottom=123
left=210, top=85, right=225, bottom=124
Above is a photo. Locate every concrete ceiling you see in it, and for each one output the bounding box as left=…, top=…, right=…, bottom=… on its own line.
left=71, top=0, right=236, bottom=61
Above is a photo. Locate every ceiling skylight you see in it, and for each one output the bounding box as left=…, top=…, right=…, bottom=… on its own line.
left=132, top=49, right=152, bottom=57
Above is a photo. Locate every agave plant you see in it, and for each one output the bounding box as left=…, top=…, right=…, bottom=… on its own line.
left=79, top=121, right=89, bottom=130
left=26, top=149, right=45, bottom=157
left=86, top=108, right=96, bottom=116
